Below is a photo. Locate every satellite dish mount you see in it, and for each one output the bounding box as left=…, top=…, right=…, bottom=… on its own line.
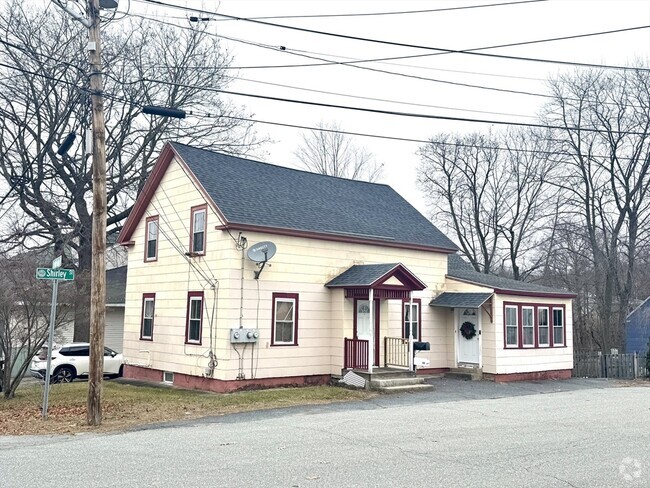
left=246, top=241, right=277, bottom=280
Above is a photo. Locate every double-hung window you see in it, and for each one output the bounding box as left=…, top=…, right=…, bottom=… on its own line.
left=522, top=306, right=534, bottom=347
left=505, top=305, right=518, bottom=348
left=140, top=293, right=155, bottom=340
left=185, top=292, right=204, bottom=344
left=553, top=308, right=565, bottom=346
left=190, top=205, right=207, bottom=255
left=538, top=307, right=550, bottom=346
left=272, top=293, right=299, bottom=346
left=403, top=300, right=420, bottom=341
left=145, top=216, right=158, bottom=261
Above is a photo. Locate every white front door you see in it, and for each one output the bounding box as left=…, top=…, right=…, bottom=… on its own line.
left=457, top=308, right=480, bottom=365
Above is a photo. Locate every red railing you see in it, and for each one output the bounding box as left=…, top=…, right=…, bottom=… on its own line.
left=344, top=338, right=369, bottom=370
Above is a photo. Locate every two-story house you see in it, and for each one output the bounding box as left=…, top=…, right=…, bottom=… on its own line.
left=117, top=143, right=575, bottom=392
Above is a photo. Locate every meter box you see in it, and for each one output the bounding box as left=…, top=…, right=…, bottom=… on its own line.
left=230, top=328, right=259, bottom=344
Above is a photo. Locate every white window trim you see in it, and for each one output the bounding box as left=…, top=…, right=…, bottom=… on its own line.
left=553, top=307, right=565, bottom=346
left=141, top=297, right=155, bottom=339
left=274, top=297, right=296, bottom=345
left=191, top=208, right=207, bottom=255
left=404, top=302, right=420, bottom=341
left=521, top=306, right=535, bottom=348
left=505, top=305, right=519, bottom=348
left=537, top=307, right=550, bottom=347
left=145, top=219, right=158, bottom=261
left=187, top=296, right=203, bottom=344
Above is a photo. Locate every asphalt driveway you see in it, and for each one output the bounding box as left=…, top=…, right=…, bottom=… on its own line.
left=1, top=378, right=648, bottom=487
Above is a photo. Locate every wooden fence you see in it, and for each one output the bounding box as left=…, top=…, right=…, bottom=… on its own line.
left=344, top=338, right=368, bottom=370
left=574, top=351, right=649, bottom=379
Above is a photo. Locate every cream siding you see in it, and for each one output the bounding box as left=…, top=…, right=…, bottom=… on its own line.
left=123, top=155, right=575, bottom=383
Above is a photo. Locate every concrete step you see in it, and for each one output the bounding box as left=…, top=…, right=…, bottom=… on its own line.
left=376, top=383, right=434, bottom=393
left=445, top=367, right=483, bottom=381
left=369, top=376, right=425, bottom=389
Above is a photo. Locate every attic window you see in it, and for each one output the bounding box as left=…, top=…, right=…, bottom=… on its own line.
left=190, top=205, right=207, bottom=255
left=145, top=216, right=158, bottom=262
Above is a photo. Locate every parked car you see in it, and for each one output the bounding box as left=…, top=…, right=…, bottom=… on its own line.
left=30, top=342, right=124, bottom=383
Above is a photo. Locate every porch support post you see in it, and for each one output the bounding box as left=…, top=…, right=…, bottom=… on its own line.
left=408, top=291, right=414, bottom=372
left=368, top=288, right=374, bottom=374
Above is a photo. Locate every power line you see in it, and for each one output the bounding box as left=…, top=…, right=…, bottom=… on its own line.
left=191, top=0, right=549, bottom=21
left=134, top=0, right=650, bottom=72
left=138, top=77, right=650, bottom=135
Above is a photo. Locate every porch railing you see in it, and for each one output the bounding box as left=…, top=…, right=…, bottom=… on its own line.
left=344, top=337, right=368, bottom=370
left=385, top=336, right=409, bottom=369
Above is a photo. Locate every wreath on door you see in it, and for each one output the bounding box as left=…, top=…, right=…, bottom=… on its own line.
left=460, top=321, right=477, bottom=340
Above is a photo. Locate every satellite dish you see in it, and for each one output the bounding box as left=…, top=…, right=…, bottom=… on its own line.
left=247, top=241, right=276, bottom=280
left=247, top=241, right=277, bottom=263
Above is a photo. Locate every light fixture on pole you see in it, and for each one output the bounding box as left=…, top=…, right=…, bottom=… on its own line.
left=99, top=0, right=118, bottom=8
left=142, top=105, right=187, bottom=119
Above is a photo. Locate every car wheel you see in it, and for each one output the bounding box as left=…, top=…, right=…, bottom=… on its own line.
left=52, top=366, right=76, bottom=384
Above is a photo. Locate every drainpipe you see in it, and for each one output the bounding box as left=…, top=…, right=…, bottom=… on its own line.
left=368, top=288, right=374, bottom=374
left=408, top=291, right=414, bottom=372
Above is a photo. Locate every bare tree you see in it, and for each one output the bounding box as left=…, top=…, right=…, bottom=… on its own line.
left=544, top=67, right=650, bottom=353
left=0, top=2, right=261, bottom=341
left=295, top=122, right=383, bottom=182
left=0, top=252, right=72, bottom=399
left=417, top=129, right=558, bottom=279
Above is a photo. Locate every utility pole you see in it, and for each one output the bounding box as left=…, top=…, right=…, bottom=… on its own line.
left=86, top=0, right=108, bottom=426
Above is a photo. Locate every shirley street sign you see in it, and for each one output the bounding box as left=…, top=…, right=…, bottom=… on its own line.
left=36, top=268, right=75, bottom=281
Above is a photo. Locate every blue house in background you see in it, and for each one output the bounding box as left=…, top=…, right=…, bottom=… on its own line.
left=625, top=298, right=650, bottom=353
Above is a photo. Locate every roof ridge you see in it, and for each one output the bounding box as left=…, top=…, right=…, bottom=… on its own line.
left=170, top=142, right=392, bottom=188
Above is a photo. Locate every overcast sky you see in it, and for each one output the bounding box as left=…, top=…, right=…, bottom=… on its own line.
left=21, top=0, right=650, bottom=215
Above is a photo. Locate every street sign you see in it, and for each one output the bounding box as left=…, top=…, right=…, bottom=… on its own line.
left=36, top=268, right=75, bottom=281
left=52, top=256, right=62, bottom=269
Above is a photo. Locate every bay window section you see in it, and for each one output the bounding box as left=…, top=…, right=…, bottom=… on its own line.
left=538, top=307, right=549, bottom=346
left=522, top=306, right=534, bottom=347
left=553, top=308, right=565, bottom=346
left=505, top=306, right=518, bottom=348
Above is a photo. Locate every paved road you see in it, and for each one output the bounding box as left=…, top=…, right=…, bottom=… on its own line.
left=2, top=379, right=649, bottom=487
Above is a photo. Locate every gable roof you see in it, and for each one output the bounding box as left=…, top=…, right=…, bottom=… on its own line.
left=325, top=263, right=426, bottom=290
left=447, top=254, right=575, bottom=298
left=118, top=143, right=458, bottom=253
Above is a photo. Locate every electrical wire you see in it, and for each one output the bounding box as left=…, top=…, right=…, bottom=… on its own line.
left=177, top=0, right=549, bottom=21
left=133, top=0, right=650, bottom=72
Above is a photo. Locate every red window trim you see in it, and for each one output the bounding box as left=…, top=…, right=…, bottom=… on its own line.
left=144, top=216, right=159, bottom=262
left=401, top=298, right=422, bottom=341
left=189, top=204, right=207, bottom=256
left=185, top=291, right=204, bottom=345
left=271, top=292, right=299, bottom=346
left=502, top=302, right=567, bottom=350
left=140, top=293, right=155, bottom=341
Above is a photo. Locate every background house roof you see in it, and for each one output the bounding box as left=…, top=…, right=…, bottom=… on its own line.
left=106, top=266, right=127, bottom=305
left=447, top=254, right=574, bottom=297
left=171, top=143, right=457, bottom=252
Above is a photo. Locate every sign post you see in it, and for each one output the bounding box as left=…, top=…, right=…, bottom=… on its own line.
left=37, top=261, right=74, bottom=420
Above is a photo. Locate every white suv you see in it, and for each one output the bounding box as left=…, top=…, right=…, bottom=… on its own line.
left=30, top=343, right=124, bottom=383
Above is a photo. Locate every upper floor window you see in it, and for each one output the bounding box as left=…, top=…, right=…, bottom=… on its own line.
left=190, top=205, right=207, bottom=255
left=145, top=216, right=158, bottom=261
left=403, top=300, right=421, bottom=341
left=272, top=293, right=299, bottom=346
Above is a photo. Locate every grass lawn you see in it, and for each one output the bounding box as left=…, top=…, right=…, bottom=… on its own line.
left=0, top=381, right=373, bottom=436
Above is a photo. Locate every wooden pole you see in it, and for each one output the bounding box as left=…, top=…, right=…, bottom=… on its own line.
left=86, top=0, right=107, bottom=426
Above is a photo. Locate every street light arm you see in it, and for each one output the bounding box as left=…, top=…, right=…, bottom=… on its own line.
left=51, top=0, right=92, bottom=28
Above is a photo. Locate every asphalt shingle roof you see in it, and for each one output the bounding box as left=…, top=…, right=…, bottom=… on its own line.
left=447, top=254, right=573, bottom=295
left=325, top=263, right=400, bottom=287
left=171, top=143, right=458, bottom=251
left=429, top=292, right=493, bottom=308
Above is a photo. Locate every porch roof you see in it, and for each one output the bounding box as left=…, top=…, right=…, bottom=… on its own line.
left=325, top=263, right=426, bottom=290
left=429, top=292, right=493, bottom=308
